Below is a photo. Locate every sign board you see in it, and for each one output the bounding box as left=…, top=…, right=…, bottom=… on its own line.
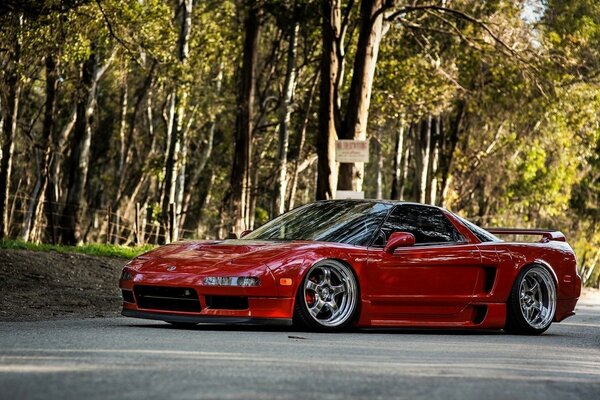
left=336, top=190, right=365, bottom=200
left=335, top=140, right=369, bottom=163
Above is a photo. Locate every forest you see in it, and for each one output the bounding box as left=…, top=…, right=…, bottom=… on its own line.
left=0, top=0, right=598, bottom=286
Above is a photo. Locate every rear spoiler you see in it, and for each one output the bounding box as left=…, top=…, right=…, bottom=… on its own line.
left=484, top=228, right=566, bottom=243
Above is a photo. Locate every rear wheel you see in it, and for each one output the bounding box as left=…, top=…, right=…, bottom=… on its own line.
left=505, top=265, right=556, bottom=335
left=293, top=260, right=358, bottom=332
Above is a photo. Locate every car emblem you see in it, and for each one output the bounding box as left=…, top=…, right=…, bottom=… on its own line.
left=166, top=266, right=177, bottom=271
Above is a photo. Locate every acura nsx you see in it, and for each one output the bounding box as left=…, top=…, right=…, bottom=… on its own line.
left=120, top=200, right=581, bottom=334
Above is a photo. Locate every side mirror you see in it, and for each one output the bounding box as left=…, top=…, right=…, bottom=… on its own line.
left=384, top=232, right=416, bottom=253
left=240, top=229, right=253, bottom=238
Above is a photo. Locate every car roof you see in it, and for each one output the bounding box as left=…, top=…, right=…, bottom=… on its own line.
left=314, top=199, right=443, bottom=209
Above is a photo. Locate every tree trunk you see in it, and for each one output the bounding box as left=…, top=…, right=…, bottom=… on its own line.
left=272, top=22, right=299, bottom=217
left=399, top=125, right=411, bottom=201
left=0, top=18, right=21, bottom=239
left=439, top=101, right=465, bottom=206
left=338, top=0, right=385, bottom=192
left=425, top=116, right=440, bottom=205
left=22, top=54, right=59, bottom=242
left=60, top=48, right=114, bottom=244
left=427, top=115, right=441, bottom=205
left=160, top=0, right=193, bottom=243
left=288, top=71, right=319, bottom=210
left=160, top=92, right=179, bottom=242
left=179, top=65, right=222, bottom=234
left=229, top=0, right=260, bottom=233
left=390, top=123, right=404, bottom=200
left=415, top=116, right=432, bottom=204
left=114, top=60, right=156, bottom=207
left=118, top=74, right=128, bottom=176
left=316, top=0, right=343, bottom=200
left=49, top=105, right=76, bottom=204
left=196, top=65, right=222, bottom=175
left=374, top=133, right=383, bottom=199
left=60, top=53, right=96, bottom=245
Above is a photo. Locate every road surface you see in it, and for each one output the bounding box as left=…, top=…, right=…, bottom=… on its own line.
left=1, top=292, right=599, bottom=399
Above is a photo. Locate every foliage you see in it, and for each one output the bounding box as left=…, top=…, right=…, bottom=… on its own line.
left=0, top=239, right=154, bottom=259
left=0, top=0, right=599, bottom=285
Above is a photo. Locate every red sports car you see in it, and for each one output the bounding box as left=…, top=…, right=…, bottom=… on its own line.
left=120, top=200, right=581, bottom=334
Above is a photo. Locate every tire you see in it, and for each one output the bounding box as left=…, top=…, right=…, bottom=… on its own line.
left=293, top=260, right=359, bottom=332
left=505, top=265, right=557, bottom=335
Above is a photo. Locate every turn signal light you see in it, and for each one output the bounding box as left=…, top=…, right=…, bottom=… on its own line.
left=279, top=278, right=293, bottom=286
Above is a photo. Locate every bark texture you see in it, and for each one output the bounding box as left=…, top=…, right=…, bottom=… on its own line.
left=316, top=0, right=342, bottom=200
left=229, top=0, right=260, bottom=232
left=338, top=0, right=385, bottom=192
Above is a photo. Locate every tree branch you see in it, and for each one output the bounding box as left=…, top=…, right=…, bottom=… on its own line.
left=387, top=5, right=516, bottom=57
left=94, top=0, right=143, bottom=67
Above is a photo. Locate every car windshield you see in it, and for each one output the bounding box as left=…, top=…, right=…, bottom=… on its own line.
left=244, top=200, right=392, bottom=246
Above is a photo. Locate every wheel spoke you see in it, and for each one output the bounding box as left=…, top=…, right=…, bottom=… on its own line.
left=331, top=284, right=345, bottom=295
left=309, top=298, right=325, bottom=317
left=328, top=300, right=339, bottom=315
left=321, top=268, right=331, bottom=285
left=305, top=280, right=318, bottom=292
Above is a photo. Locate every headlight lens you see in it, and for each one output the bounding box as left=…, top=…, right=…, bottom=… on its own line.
left=120, top=269, right=134, bottom=281
left=202, top=276, right=260, bottom=287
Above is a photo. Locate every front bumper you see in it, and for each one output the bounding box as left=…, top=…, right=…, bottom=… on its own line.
left=119, top=262, right=297, bottom=323
left=120, top=291, right=295, bottom=321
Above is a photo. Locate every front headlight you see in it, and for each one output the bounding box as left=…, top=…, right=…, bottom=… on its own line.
left=202, top=276, right=260, bottom=287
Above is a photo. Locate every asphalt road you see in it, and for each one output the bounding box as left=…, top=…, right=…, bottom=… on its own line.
left=1, top=294, right=599, bottom=400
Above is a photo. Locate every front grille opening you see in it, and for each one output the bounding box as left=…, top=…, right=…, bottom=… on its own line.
left=134, top=285, right=201, bottom=312
left=205, top=296, right=249, bottom=310
left=122, top=289, right=135, bottom=303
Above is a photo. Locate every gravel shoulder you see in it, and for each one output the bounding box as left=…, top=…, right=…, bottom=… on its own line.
left=0, top=249, right=127, bottom=321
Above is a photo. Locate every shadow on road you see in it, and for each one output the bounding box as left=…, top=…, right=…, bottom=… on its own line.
left=121, top=320, right=510, bottom=336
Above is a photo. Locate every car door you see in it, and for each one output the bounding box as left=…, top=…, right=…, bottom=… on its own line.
left=366, top=204, right=482, bottom=320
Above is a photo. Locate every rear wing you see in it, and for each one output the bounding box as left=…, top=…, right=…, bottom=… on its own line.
left=484, top=228, right=566, bottom=243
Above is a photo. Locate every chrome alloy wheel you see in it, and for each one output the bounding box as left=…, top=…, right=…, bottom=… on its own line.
left=519, top=266, right=556, bottom=329
left=302, top=262, right=357, bottom=327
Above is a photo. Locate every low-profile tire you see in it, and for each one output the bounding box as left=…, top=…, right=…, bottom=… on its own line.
left=505, top=265, right=557, bottom=335
left=293, top=260, right=359, bottom=332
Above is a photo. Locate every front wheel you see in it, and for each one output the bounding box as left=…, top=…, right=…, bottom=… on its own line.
left=505, top=265, right=557, bottom=335
left=293, top=260, right=358, bottom=332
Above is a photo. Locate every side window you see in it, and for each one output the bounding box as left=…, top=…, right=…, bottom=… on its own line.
left=375, top=205, right=464, bottom=246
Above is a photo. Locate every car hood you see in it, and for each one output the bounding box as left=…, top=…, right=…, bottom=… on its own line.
left=129, top=239, right=313, bottom=274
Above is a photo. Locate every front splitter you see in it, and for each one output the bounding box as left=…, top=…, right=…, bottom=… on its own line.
left=122, top=308, right=293, bottom=326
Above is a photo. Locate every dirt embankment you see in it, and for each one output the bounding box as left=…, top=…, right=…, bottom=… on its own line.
left=0, top=249, right=128, bottom=321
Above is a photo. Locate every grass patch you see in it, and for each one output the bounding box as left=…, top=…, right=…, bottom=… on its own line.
left=0, top=239, right=155, bottom=259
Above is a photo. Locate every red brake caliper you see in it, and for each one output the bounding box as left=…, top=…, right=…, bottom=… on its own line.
left=305, top=278, right=317, bottom=305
